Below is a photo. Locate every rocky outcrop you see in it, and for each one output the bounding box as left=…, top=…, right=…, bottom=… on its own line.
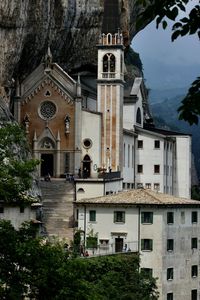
left=0, top=0, right=152, bottom=89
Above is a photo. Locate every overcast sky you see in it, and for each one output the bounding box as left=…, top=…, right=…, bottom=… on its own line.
left=133, top=17, right=200, bottom=90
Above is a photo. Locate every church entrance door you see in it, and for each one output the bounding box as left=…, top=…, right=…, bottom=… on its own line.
left=82, top=155, right=91, bottom=178
left=41, top=154, right=54, bottom=177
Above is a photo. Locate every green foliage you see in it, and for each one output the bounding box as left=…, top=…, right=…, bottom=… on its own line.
left=178, top=77, right=200, bottom=125
left=0, top=123, right=39, bottom=203
left=0, top=220, right=158, bottom=300
left=136, top=0, right=200, bottom=125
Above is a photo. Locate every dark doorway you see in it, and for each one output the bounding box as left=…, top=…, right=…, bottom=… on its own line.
left=115, top=238, right=123, bottom=253
left=82, top=155, right=91, bottom=178
left=41, top=154, right=54, bottom=177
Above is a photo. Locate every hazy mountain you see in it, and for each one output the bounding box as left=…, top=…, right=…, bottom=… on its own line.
left=150, top=91, right=200, bottom=182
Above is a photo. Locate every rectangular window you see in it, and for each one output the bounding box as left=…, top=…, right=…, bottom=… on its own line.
left=141, top=268, right=153, bottom=277
left=167, top=293, right=173, bottom=300
left=167, top=268, right=174, bottom=280
left=167, top=239, right=174, bottom=252
left=154, top=140, right=160, bottom=149
left=145, top=183, right=151, bottom=189
left=191, top=265, right=198, bottom=277
left=141, top=212, right=153, bottom=224
left=0, top=207, right=4, bottom=213
left=137, top=140, right=143, bottom=149
left=191, top=238, right=198, bottom=249
left=137, top=164, right=143, bottom=173
left=137, top=183, right=143, bottom=189
left=154, top=183, right=160, bottom=191
left=20, top=206, right=24, bottom=213
left=141, top=239, right=153, bottom=251
left=167, top=212, right=174, bottom=224
left=128, top=145, right=130, bottom=168
left=181, top=211, right=185, bottom=224
left=192, top=211, right=198, bottom=223
left=154, top=165, right=160, bottom=174
left=89, top=210, right=96, bottom=222
left=99, top=239, right=109, bottom=249
left=191, top=290, right=197, bottom=300
left=114, top=211, right=125, bottom=223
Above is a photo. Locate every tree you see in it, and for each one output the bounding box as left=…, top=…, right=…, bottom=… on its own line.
left=0, top=220, right=158, bottom=300
left=0, top=123, right=39, bottom=203
left=136, top=0, right=200, bottom=124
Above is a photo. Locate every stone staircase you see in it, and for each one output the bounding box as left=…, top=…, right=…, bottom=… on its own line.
left=39, top=179, right=75, bottom=241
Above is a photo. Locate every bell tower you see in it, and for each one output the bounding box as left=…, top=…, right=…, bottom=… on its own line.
left=97, top=0, right=124, bottom=173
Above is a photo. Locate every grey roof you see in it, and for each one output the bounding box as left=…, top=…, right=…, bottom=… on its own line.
left=76, top=189, right=200, bottom=207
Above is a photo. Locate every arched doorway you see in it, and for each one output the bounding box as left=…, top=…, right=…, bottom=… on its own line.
left=41, top=154, right=54, bottom=177
left=82, top=155, right=91, bottom=178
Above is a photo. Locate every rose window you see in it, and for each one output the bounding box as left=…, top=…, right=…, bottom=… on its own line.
left=40, top=101, right=56, bottom=119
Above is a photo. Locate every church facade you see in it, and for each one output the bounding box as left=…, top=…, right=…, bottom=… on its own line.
left=14, top=29, right=191, bottom=200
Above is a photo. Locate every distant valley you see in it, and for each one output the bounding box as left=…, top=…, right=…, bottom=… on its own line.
left=149, top=87, right=200, bottom=182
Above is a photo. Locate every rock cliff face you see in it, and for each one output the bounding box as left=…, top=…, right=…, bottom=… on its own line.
left=0, top=0, right=151, bottom=89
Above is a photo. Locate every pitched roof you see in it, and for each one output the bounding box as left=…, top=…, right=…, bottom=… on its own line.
left=76, top=189, right=200, bottom=207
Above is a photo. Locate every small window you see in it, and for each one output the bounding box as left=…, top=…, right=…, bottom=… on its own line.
left=154, top=165, right=160, bottom=174
left=192, top=211, right=198, bottom=223
left=145, top=183, right=151, bottom=189
left=167, top=239, right=174, bottom=252
left=191, top=289, right=197, bottom=300
left=167, top=212, right=174, bottom=224
left=141, top=212, right=153, bottom=224
left=154, top=140, right=160, bottom=149
left=191, top=265, right=198, bottom=277
left=83, top=138, right=92, bottom=149
left=167, top=268, right=174, bottom=280
left=181, top=211, right=185, bottom=224
left=137, top=183, right=143, bottom=189
left=77, top=188, right=85, bottom=193
left=0, top=207, right=4, bottom=213
left=114, top=211, right=125, bottom=223
left=167, top=293, right=173, bottom=300
left=99, top=239, right=109, bottom=249
left=136, top=107, right=142, bottom=124
left=154, top=183, right=160, bottom=191
left=141, top=239, right=153, bottom=251
left=141, top=268, right=153, bottom=277
left=191, top=238, right=198, bottom=249
left=137, top=165, right=143, bottom=173
left=20, top=206, right=24, bottom=213
left=127, top=183, right=130, bottom=189
left=89, top=210, right=96, bottom=222
left=137, top=140, right=143, bottom=149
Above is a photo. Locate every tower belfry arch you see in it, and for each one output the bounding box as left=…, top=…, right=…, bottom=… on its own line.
left=97, top=0, right=124, bottom=174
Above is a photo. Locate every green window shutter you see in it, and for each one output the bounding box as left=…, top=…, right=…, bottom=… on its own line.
left=114, top=211, right=117, bottom=222
left=141, top=213, right=144, bottom=223
left=122, top=212, right=125, bottom=223
left=150, top=239, right=153, bottom=251
left=150, top=212, right=153, bottom=224
left=89, top=210, right=96, bottom=222
left=141, top=239, right=144, bottom=250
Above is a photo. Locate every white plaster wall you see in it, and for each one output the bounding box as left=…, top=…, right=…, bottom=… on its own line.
left=163, top=141, right=174, bottom=195
left=0, top=206, right=37, bottom=229
left=105, top=180, right=123, bottom=194
left=123, top=134, right=135, bottom=184
left=135, top=132, right=165, bottom=192
left=78, top=205, right=139, bottom=254
left=76, top=181, right=104, bottom=201
left=161, top=208, right=200, bottom=300
left=123, top=104, right=135, bottom=130
left=81, top=110, right=101, bottom=177
left=175, top=136, right=191, bottom=198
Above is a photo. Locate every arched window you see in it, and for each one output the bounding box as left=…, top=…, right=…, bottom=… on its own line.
left=107, top=33, right=112, bottom=44
left=82, top=155, right=91, bottom=178
left=103, top=54, right=116, bottom=73
left=136, top=108, right=142, bottom=124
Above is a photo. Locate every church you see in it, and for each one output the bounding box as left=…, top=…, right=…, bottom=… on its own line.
left=13, top=0, right=191, bottom=231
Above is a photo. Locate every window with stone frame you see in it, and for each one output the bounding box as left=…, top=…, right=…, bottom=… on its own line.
left=191, top=265, right=198, bottom=277
left=137, top=164, right=143, bottom=173
left=114, top=211, right=125, bottom=223
left=167, top=212, right=174, bottom=224
left=137, top=140, right=143, bottom=149
left=167, top=268, right=174, bottom=280
left=192, top=211, right=198, bottom=223
left=89, top=210, right=96, bottom=222
left=141, top=212, right=153, bottom=224
left=141, top=239, right=153, bottom=251
left=191, top=289, right=197, bottom=300
left=154, top=164, right=160, bottom=174
left=167, top=239, right=174, bottom=252
left=154, top=140, right=160, bottom=149
left=191, top=238, right=198, bottom=249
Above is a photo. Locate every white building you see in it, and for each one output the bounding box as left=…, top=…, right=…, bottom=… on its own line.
left=76, top=189, right=200, bottom=300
